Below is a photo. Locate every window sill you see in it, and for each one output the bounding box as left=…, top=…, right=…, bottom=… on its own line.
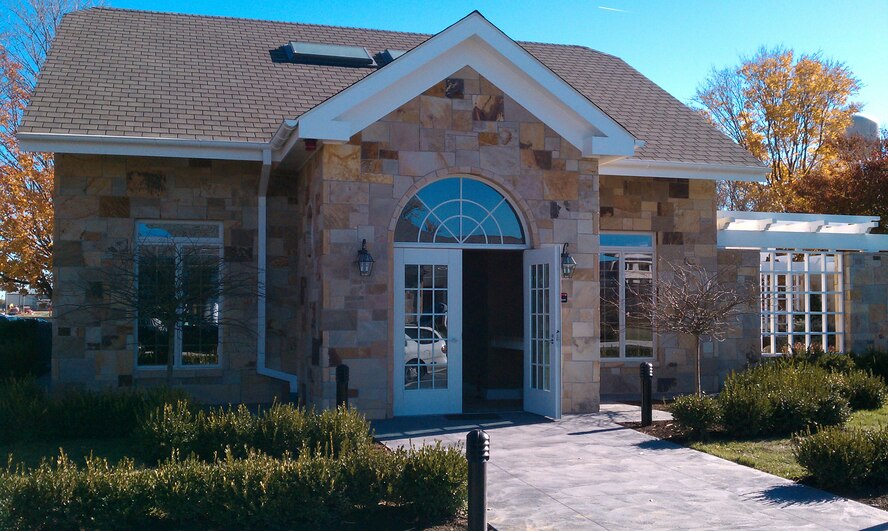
left=600, top=358, right=658, bottom=367
left=135, top=366, right=223, bottom=378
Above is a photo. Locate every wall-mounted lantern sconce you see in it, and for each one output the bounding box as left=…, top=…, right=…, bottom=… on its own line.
left=561, top=242, right=577, bottom=279
left=356, top=239, right=375, bottom=277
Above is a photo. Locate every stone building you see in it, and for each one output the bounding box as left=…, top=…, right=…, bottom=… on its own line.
left=20, top=8, right=888, bottom=418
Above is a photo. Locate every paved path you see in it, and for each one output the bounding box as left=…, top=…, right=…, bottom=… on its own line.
left=372, top=405, right=888, bottom=530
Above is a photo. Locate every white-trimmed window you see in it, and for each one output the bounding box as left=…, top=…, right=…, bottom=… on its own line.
left=599, top=233, right=655, bottom=359
left=135, top=221, right=223, bottom=368
left=760, top=250, right=844, bottom=355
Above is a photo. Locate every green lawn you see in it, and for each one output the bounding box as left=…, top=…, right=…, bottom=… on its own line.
left=1, top=437, right=139, bottom=469
left=690, top=404, right=888, bottom=481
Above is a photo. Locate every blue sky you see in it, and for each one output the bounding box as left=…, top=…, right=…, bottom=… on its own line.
left=105, top=0, right=888, bottom=128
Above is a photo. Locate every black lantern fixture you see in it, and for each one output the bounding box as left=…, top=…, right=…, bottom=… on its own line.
left=356, top=239, right=375, bottom=277
left=561, top=242, right=577, bottom=279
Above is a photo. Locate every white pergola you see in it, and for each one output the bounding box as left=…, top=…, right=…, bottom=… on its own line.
left=717, top=211, right=888, bottom=252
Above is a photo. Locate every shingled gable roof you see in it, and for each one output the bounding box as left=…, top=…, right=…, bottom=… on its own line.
left=19, top=7, right=765, bottom=177
left=292, top=11, right=638, bottom=161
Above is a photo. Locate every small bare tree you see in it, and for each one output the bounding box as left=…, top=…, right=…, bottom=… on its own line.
left=62, top=237, right=261, bottom=382
left=632, top=259, right=757, bottom=396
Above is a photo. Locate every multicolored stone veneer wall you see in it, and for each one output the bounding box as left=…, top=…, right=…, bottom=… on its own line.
left=598, top=175, right=721, bottom=395
left=310, top=66, right=601, bottom=417
left=52, top=154, right=287, bottom=404
left=845, top=252, right=888, bottom=353
left=712, top=248, right=761, bottom=386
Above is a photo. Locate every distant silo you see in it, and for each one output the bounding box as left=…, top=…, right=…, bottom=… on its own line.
left=847, top=114, right=880, bottom=140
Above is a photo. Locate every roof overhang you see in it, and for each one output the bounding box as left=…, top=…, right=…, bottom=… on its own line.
left=717, top=211, right=888, bottom=252
left=600, top=158, right=768, bottom=182
left=288, top=11, right=638, bottom=160
left=17, top=132, right=268, bottom=161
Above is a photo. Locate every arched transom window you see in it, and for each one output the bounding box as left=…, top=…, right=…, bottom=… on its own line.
left=395, top=177, right=526, bottom=246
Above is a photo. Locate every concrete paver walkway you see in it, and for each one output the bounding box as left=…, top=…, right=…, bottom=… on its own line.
left=372, top=405, right=888, bottom=530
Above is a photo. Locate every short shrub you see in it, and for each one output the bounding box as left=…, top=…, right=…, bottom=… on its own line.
left=793, top=426, right=888, bottom=488
left=671, top=394, right=721, bottom=438
left=0, top=319, right=50, bottom=378
left=853, top=350, right=888, bottom=383
left=0, top=378, right=192, bottom=443
left=718, top=363, right=850, bottom=437
left=395, top=442, right=468, bottom=520
left=138, top=402, right=375, bottom=463
left=47, top=386, right=193, bottom=440
left=840, top=370, right=887, bottom=410
left=0, top=377, right=48, bottom=443
left=786, top=346, right=860, bottom=374
left=0, top=444, right=469, bottom=528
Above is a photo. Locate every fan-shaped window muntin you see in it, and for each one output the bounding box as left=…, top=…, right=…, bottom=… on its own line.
left=395, top=177, right=526, bottom=246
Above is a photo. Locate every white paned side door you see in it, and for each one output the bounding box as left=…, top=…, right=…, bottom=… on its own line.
left=394, top=248, right=462, bottom=416
left=523, top=245, right=562, bottom=419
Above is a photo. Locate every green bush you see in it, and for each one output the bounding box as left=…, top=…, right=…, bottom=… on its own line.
left=718, top=363, right=850, bottom=437
left=395, top=442, right=468, bottom=520
left=0, top=377, right=48, bottom=443
left=0, top=445, right=468, bottom=529
left=853, top=350, right=888, bottom=383
left=671, top=394, right=721, bottom=438
left=137, top=402, right=374, bottom=463
left=0, top=319, right=50, bottom=378
left=48, top=387, right=193, bottom=440
left=0, top=378, right=192, bottom=443
left=793, top=426, right=888, bottom=488
left=839, top=370, right=887, bottom=410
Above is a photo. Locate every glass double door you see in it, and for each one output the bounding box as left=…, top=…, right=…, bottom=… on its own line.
left=394, top=248, right=462, bottom=416
left=393, top=246, right=561, bottom=418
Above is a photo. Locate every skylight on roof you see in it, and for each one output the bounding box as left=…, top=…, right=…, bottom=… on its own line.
left=287, top=42, right=376, bottom=67
left=375, top=49, right=406, bottom=66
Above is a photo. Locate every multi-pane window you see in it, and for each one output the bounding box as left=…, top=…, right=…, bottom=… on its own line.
left=760, top=251, right=844, bottom=355
left=394, top=177, right=525, bottom=246
left=402, top=264, right=449, bottom=390
left=599, top=233, right=655, bottom=359
left=136, top=221, right=222, bottom=368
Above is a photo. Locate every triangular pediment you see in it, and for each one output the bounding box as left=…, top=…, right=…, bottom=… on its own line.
left=288, top=12, right=638, bottom=160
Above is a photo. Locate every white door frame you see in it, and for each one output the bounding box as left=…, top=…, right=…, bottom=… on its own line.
left=523, top=245, right=563, bottom=419
left=393, top=247, right=463, bottom=416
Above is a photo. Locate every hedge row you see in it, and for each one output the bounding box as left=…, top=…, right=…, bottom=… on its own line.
left=0, top=319, right=51, bottom=378
left=794, top=426, right=888, bottom=488
left=0, top=444, right=468, bottom=529
left=0, top=378, right=191, bottom=443
left=671, top=362, right=886, bottom=439
left=136, top=402, right=375, bottom=463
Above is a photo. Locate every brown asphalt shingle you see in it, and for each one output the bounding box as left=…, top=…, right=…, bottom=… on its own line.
left=21, top=7, right=762, bottom=167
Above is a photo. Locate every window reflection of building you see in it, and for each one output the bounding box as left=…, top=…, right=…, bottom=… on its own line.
left=599, top=233, right=654, bottom=359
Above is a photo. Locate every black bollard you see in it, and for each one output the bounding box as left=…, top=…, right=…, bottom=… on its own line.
left=466, top=429, right=490, bottom=531
left=335, top=364, right=349, bottom=408
left=640, top=362, right=653, bottom=427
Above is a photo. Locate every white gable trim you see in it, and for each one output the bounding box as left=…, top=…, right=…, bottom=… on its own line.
left=292, top=12, right=637, bottom=159
left=599, top=158, right=768, bottom=182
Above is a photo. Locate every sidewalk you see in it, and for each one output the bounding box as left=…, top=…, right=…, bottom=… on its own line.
left=372, top=404, right=888, bottom=530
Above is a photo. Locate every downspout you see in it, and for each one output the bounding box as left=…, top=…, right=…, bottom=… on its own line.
left=257, top=147, right=298, bottom=400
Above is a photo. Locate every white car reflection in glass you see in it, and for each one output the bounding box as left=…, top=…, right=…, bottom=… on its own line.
left=404, top=326, right=447, bottom=388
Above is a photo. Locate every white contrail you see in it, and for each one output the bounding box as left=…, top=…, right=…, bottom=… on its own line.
left=598, top=6, right=628, bottom=12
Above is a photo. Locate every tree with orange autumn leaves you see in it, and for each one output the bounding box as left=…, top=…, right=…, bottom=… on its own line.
left=695, top=47, right=861, bottom=212
left=794, top=132, right=888, bottom=233
left=0, top=0, right=99, bottom=297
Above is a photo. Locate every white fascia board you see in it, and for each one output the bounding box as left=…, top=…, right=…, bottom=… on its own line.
left=600, top=158, right=769, bottom=182
left=718, top=230, right=888, bottom=252
left=18, top=132, right=267, bottom=161
left=720, top=210, right=879, bottom=226
left=294, top=12, right=636, bottom=159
